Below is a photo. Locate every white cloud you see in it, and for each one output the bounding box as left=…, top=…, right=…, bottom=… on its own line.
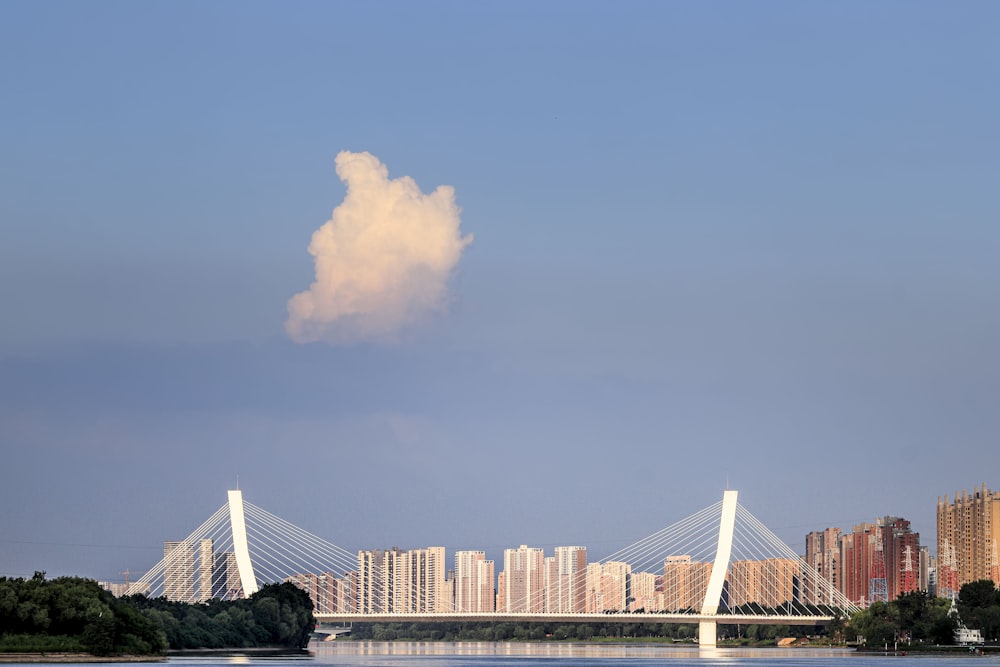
left=286, top=151, right=472, bottom=344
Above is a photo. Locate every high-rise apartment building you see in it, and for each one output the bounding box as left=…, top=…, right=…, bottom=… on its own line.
left=164, top=539, right=226, bottom=602
left=455, top=550, right=495, bottom=612
left=919, top=546, right=932, bottom=594
left=285, top=572, right=339, bottom=613
left=212, top=551, right=241, bottom=600
left=503, top=545, right=545, bottom=612
left=937, top=484, right=1000, bottom=598
left=661, top=555, right=711, bottom=612
left=729, top=558, right=799, bottom=608
left=545, top=546, right=587, bottom=613
left=403, top=546, right=447, bottom=612
left=839, top=523, right=876, bottom=606
left=496, top=571, right=505, bottom=612
left=879, top=516, right=920, bottom=601
left=805, top=527, right=841, bottom=604
left=357, top=546, right=448, bottom=613
left=630, top=571, right=662, bottom=611
left=197, top=539, right=214, bottom=602
left=585, top=561, right=630, bottom=612
left=807, top=516, right=923, bottom=606
left=357, top=549, right=384, bottom=613
left=340, top=571, right=359, bottom=613
left=164, top=541, right=195, bottom=602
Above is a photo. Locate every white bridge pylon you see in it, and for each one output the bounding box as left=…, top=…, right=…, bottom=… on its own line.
left=596, top=488, right=862, bottom=646
left=698, top=489, right=739, bottom=647
left=128, top=489, right=860, bottom=649
left=227, top=489, right=258, bottom=597
left=126, top=489, right=358, bottom=602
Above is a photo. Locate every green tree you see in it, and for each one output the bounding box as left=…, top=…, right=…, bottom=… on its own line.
left=959, top=580, right=999, bottom=609
left=0, top=574, right=165, bottom=655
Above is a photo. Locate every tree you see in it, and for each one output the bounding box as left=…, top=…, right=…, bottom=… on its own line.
left=0, top=574, right=165, bottom=655
left=959, top=580, right=999, bottom=609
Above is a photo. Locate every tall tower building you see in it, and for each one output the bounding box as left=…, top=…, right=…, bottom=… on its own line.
left=455, top=551, right=495, bottom=612
left=285, top=572, right=339, bottom=613
left=661, top=555, right=711, bottom=612
left=805, top=527, right=841, bottom=604
left=919, top=546, right=932, bottom=593
left=585, top=561, right=631, bottom=612
left=503, top=545, right=545, bottom=612
left=357, top=546, right=448, bottom=613
left=545, top=546, right=587, bottom=613
left=212, top=551, right=241, bottom=600
left=337, top=571, right=359, bottom=613
left=839, top=523, right=876, bottom=606
left=879, top=516, right=920, bottom=601
left=164, top=541, right=195, bottom=602
left=197, top=539, right=214, bottom=602
left=937, top=485, right=1000, bottom=598
left=729, top=558, right=799, bottom=608
left=357, top=549, right=385, bottom=613
left=402, top=546, right=447, bottom=612
left=630, top=571, right=661, bottom=611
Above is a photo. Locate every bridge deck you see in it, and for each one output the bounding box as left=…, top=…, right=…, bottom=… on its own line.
left=315, top=612, right=833, bottom=626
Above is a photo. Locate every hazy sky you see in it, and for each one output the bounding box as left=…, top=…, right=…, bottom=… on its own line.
left=2, top=1, right=998, bottom=585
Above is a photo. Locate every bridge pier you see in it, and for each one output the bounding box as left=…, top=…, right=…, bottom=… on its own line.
left=698, top=620, right=716, bottom=648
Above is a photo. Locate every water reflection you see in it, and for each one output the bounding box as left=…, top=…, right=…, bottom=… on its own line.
left=311, top=640, right=855, bottom=660
left=157, top=643, right=975, bottom=666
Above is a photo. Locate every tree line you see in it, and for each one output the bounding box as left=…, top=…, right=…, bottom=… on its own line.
left=347, top=618, right=827, bottom=644
left=348, top=582, right=1000, bottom=647
left=0, top=572, right=165, bottom=656
left=0, top=573, right=315, bottom=656
left=4, top=572, right=998, bottom=654
left=843, top=580, right=1000, bottom=648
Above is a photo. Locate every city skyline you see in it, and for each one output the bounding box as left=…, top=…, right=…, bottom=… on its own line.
left=99, top=485, right=993, bottom=609
left=0, top=482, right=968, bottom=585
left=136, top=485, right=999, bottom=618
left=123, top=488, right=868, bottom=618
left=2, top=2, right=999, bottom=585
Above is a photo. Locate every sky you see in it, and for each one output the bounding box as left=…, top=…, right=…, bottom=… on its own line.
left=1, top=1, right=998, bottom=585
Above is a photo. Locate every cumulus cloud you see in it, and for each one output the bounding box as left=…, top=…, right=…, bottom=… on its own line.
left=286, top=151, right=473, bottom=344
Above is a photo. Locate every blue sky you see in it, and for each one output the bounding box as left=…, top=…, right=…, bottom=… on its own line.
left=1, top=1, right=998, bottom=584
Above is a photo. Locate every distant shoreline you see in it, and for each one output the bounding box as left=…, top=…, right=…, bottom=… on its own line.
left=0, top=653, right=164, bottom=663
left=0, top=647, right=308, bottom=663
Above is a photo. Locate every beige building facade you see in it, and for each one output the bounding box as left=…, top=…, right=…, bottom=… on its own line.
left=455, top=550, right=495, bottom=612
left=937, top=484, right=1000, bottom=598
left=585, top=561, right=631, bottom=612
left=804, top=527, right=841, bottom=605
left=503, top=545, right=545, bottom=612
left=357, top=546, right=448, bottom=613
left=545, top=546, right=587, bottom=613
left=164, top=540, right=195, bottom=602
left=661, top=555, right=710, bottom=612
left=728, top=558, right=799, bottom=609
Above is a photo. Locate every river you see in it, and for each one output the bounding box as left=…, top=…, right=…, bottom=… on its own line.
left=2, top=643, right=991, bottom=667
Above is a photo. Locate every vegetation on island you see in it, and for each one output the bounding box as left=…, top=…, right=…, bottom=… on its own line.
left=953, top=579, right=1000, bottom=642
left=124, top=581, right=315, bottom=650
left=0, top=573, right=165, bottom=656
left=0, top=573, right=315, bottom=656
left=843, top=580, right=999, bottom=648
left=345, top=619, right=833, bottom=644
left=347, top=581, right=1000, bottom=648
left=346, top=615, right=831, bottom=644
left=5, top=571, right=998, bottom=654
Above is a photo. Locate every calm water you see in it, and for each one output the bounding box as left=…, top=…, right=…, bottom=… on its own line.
left=3, top=643, right=993, bottom=666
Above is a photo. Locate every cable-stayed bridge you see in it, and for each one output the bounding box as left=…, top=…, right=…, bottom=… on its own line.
left=128, top=489, right=860, bottom=647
